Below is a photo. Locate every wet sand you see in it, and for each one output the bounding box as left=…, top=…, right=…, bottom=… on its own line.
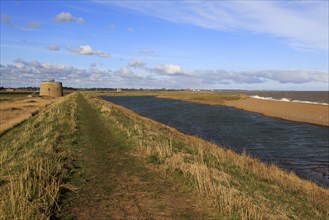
left=225, top=97, right=329, bottom=127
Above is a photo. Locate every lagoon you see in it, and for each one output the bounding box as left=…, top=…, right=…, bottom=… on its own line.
left=102, top=96, right=329, bottom=187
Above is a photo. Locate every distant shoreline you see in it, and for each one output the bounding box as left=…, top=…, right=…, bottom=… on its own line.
left=250, top=95, right=328, bottom=106
left=224, top=97, right=329, bottom=127
left=90, top=90, right=329, bottom=127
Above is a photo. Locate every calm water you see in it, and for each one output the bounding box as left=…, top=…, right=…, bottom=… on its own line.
left=102, top=96, right=329, bottom=187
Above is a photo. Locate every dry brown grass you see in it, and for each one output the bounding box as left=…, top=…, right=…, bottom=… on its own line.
left=0, top=96, right=56, bottom=134
left=157, top=90, right=246, bottom=105
left=0, top=93, right=78, bottom=219
left=89, top=93, right=329, bottom=219
left=226, top=97, right=329, bottom=127
left=94, top=90, right=246, bottom=105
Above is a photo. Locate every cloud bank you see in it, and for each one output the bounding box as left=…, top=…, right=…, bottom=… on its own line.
left=1, top=59, right=112, bottom=87
left=128, top=59, right=146, bottom=68
left=194, top=69, right=328, bottom=85
left=1, top=59, right=328, bottom=89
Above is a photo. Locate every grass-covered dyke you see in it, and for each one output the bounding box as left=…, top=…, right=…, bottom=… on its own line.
left=90, top=93, right=329, bottom=219
left=0, top=93, right=78, bottom=219
left=0, top=91, right=328, bottom=219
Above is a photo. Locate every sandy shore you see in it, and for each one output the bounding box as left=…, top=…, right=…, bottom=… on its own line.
left=225, top=97, right=329, bottom=127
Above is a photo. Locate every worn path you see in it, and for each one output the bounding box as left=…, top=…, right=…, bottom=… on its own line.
left=56, top=94, right=208, bottom=219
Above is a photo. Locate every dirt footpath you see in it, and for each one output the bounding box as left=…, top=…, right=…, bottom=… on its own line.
left=225, top=97, right=329, bottom=127
left=56, top=94, right=209, bottom=219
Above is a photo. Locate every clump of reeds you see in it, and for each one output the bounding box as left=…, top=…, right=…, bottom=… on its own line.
left=91, top=94, right=329, bottom=219
left=0, top=93, right=78, bottom=219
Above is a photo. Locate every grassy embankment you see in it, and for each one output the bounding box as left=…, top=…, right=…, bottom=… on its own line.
left=0, top=93, right=78, bottom=219
left=57, top=93, right=209, bottom=219
left=1, top=91, right=328, bottom=219
left=88, top=92, right=329, bottom=219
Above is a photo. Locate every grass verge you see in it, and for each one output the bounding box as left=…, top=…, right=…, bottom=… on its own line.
left=0, top=93, right=78, bottom=219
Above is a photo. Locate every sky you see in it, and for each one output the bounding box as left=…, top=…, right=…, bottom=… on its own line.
left=0, top=0, right=328, bottom=90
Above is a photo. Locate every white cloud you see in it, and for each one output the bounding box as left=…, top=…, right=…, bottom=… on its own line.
left=150, top=64, right=187, bottom=75
left=68, top=45, right=110, bottom=58
left=55, top=12, right=74, bottom=21
left=26, top=21, right=41, bottom=29
left=48, top=44, right=60, bottom=51
left=128, top=59, right=146, bottom=68
left=54, top=11, right=85, bottom=24
left=103, top=1, right=328, bottom=50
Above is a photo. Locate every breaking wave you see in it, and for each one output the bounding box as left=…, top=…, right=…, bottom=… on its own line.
left=250, top=95, right=329, bottom=106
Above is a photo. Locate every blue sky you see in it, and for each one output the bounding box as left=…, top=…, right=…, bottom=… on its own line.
left=1, top=0, right=328, bottom=90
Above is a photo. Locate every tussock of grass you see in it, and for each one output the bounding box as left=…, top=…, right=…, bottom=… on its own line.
left=0, top=93, right=78, bottom=219
left=90, top=94, right=329, bottom=219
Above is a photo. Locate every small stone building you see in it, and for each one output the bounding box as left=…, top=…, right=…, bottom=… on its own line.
left=39, top=81, right=63, bottom=97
